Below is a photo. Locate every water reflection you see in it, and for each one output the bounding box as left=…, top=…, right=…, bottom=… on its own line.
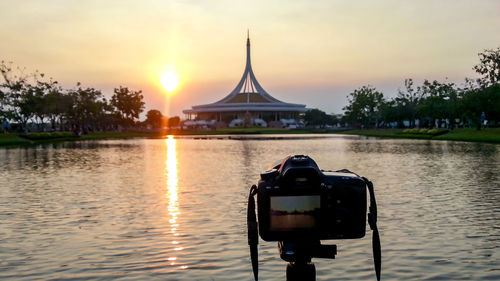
left=0, top=136, right=498, bottom=280
left=165, top=136, right=187, bottom=269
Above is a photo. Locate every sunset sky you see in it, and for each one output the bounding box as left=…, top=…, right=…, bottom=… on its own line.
left=1, top=0, right=499, bottom=117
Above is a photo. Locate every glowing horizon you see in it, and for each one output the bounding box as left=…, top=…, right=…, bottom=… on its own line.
left=1, top=0, right=498, bottom=117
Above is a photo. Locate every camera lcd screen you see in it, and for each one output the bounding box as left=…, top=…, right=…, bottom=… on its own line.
left=270, top=195, right=321, bottom=231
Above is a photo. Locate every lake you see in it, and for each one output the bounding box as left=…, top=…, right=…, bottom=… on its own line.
left=0, top=135, right=499, bottom=280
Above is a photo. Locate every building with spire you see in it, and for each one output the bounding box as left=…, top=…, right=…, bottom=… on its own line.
left=183, top=34, right=307, bottom=128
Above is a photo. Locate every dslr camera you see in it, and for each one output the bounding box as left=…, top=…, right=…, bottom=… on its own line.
left=247, top=155, right=381, bottom=281
left=257, top=155, right=367, bottom=241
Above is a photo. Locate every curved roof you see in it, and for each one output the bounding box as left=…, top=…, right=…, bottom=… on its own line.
left=183, top=35, right=306, bottom=114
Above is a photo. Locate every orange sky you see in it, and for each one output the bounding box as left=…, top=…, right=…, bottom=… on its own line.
left=1, top=0, right=499, bottom=117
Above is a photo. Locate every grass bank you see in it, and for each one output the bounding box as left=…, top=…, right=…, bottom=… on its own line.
left=78, top=132, right=163, bottom=140
left=0, top=134, right=31, bottom=146
left=0, top=129, right=325, bottom=147
left=1, top=128, right=498, bottom=147
left=0, top=131, right=164, bottom=147
left=434, top=128, right=500, bottom=143
left=337, top=128, right=500, bottom=143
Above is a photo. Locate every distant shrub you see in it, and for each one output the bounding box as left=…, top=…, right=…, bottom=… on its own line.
left=51, top=132, right=72, bottom=138
left=401, top=128, right=449, bottom=136
left=428, top=129, right=449, bottom=136
left=403, top=128, right=421, bottom=134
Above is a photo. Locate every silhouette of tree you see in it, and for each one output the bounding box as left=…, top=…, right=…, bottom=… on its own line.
left=146, top=109, right=163, bottom=128
left=168, top=116, right=180, bottom=128
left=474, top=47, right=500, bottom=87
left=343, top=86, right=385, bottom=128
left=66, top=86, right=108, bottom=134
left=111, top=86, right=145, bottom=125
left=459, top=84, right=500, bottom=128
left=394, top=79, right=423, bottom=128
left=304, top=108, right=337, bottom=128
left=416, top=80, right=458, bottom=127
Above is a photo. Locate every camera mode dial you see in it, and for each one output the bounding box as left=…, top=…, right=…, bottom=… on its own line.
left=260, top=168, right=279, bottom=181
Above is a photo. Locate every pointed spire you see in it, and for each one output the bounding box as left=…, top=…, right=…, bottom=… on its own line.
left=209, top=33, right=289, bottom=104
left=246, top=30, right=251, bottom=68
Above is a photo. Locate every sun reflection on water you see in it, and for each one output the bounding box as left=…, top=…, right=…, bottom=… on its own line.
left=165, top=135, right=187, bottom=269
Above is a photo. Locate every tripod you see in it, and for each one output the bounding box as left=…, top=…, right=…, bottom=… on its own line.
left=279, top=241, right=337, bottom=281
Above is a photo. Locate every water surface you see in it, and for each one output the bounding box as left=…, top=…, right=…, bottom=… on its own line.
left=1, top=135, right=499, bottom=280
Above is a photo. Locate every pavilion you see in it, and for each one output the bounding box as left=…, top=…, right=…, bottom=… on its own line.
left=182, top=34, right=307, bottom=128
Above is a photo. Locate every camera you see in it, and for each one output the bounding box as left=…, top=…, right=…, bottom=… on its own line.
left=257, top=155, right=367, bottom=241
left=247, top=155, right=381, bottom=281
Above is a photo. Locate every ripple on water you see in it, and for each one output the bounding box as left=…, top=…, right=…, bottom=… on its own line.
left=0, top=137, right=498, bottom=280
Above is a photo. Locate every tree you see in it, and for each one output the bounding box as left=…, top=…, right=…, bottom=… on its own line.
left=0, top=61, right=34, bottom=131
left=418, top=79, right=458, bottom=128
left=30, top=76, right=61, bottom=130
left=111, top=86, right=145, bottom=125
left=459, top=84, right=500, bottom=127
left=473, top=47, right=500, bottom=86
left=378, top=99, right=400, bottom=127
left=343, top=86, right=385, bottom=128
left=12, top=85, right=37, bottom=132
left=0, top=90, right=6, bottom=120
left=43, top=83, right=70, bottom=130
left=0, top=62, right=12, bottom=120
left=146, top=109, right=163, bottom=128
left=168, top=116, right=180, bottom=128
left=29, top=83, right=47, bottom=130
left=394, top=79, right=423, bottom=127
left=1, top=61, right=149, bottom=133
left=304, top=108, right=334, bottom=128
left=66, top=86, right=108, bottom=134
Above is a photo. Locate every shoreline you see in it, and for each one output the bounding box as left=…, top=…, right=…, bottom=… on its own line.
left=336, top=128, right=500, bottom=144
left=0, top=128, right=499, bottom=147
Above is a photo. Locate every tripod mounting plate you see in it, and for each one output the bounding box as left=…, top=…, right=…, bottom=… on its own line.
left=279, top=241, right=337, bottom=263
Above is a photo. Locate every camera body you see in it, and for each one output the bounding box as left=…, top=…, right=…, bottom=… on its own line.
left=257, top=155, right=367, bottom=241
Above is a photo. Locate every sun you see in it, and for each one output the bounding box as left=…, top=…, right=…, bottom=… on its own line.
left=160, top=70, right=179, bottom=92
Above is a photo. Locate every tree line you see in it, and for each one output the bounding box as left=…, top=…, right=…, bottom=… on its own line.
left=3, top=47, right=498, bottom=132
left=0, top=61, right=145, bottom=134
left=144, top=109, right=180, bottom=129
left=305, top=47, right=500, bottom=129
